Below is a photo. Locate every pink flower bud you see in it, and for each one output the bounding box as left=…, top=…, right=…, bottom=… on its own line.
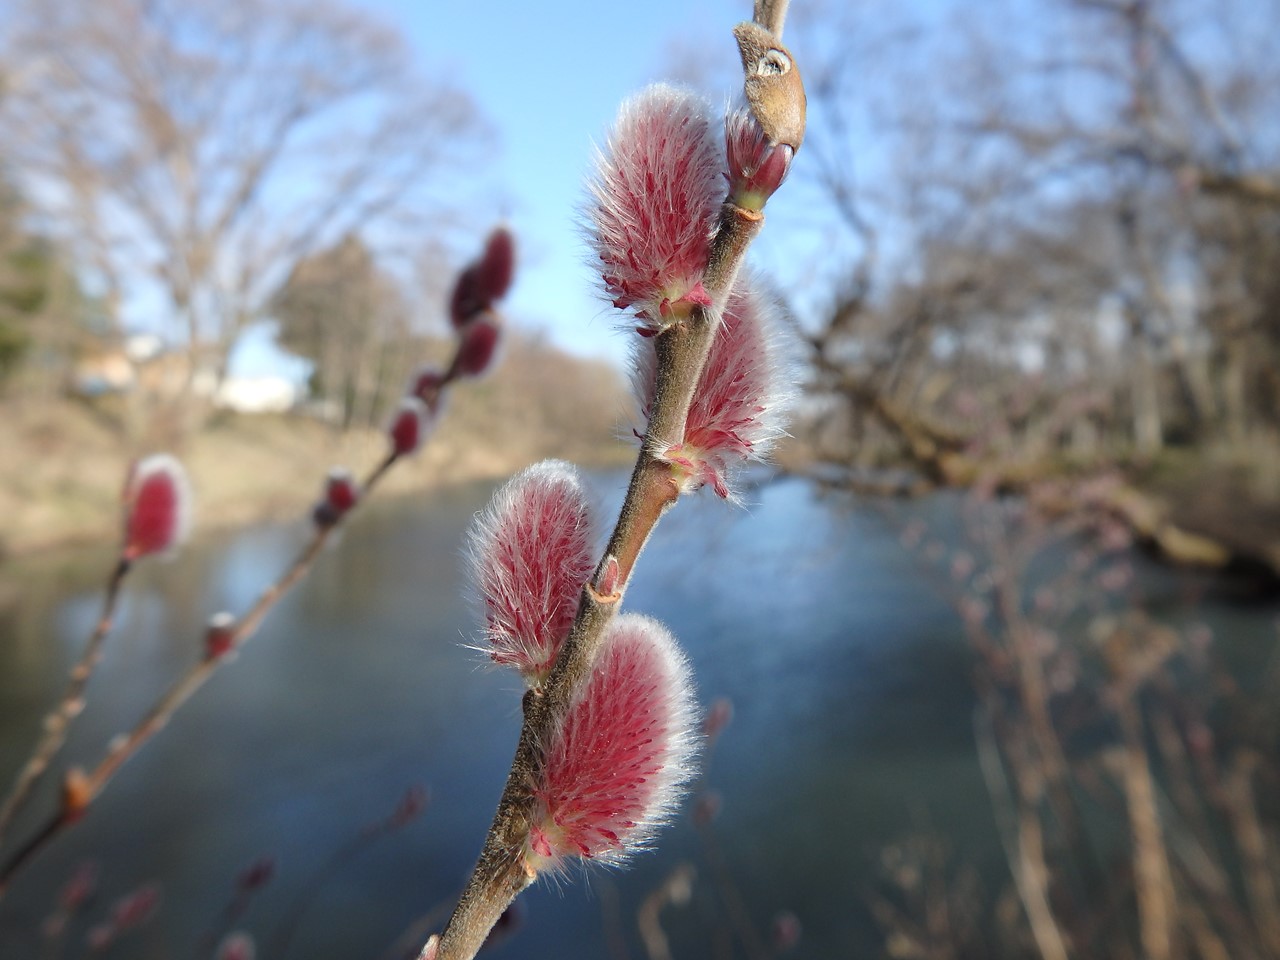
left=204, top=611, right=236, bottom=661
left=449, top=314, right=501, bottom=378
left=725, top=108, right=793, bottom=211
left=121, top=454, right=192, bottom=560
left=467, top=461, right=596, bottom=684
left=525, top=613, right=698, bottom=871
left=594, top=554, right=621, bottom=597
left=215, top=932, right=256, bottom=960
left=477, top=226, right=516, bottom=304
left=314, top=468, right=358, bottom=527
left=635, top=273, right=793, bottom=500
left=388, top=397, right=433, bottom=457
left=448, top=227, right=517, bottom=328
left=588, top=84, right=723, bottom=333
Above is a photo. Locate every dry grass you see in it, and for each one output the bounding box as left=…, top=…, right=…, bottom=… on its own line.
left=0, top=334, right=633, bottom=558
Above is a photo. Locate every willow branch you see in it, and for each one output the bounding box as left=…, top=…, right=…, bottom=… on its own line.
left=430, top=198, right=764, bottom=960
left=0, top=557, right=131, bottom=847
left=0, top=346, right=489, bottom=891
left=0, top=450, right=406, bottom=895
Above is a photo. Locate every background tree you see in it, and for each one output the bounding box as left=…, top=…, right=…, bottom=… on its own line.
left=790, top=0, right=1280, bottom=480
left=0, top=0, right=488, bottom=422
left=0, top=173, right=93, bottom=400
left=269, top=233, right=414, bottom=431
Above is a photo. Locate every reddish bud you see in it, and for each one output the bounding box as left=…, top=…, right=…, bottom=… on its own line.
left=449, top=314, right=501, bottom=379
left=313, top=468, right=359, bottom=527
left=215, top=932, right=256, bottom=960
left=448, top=227, right=517, bottom=328
left=477, top=226, right=516, bottom=304
left=594, top=554, right=621, bottom=597
left=389, top=784, right=430, bottom=829
left=525, top=614, right=698, bottom=871
left=204, top=612, right=236, bottom=661
left=236, top=856, right=276, bottom=892
left=109, top=883, right=160, bottom=932
left=388, top=397, right=433, bottom=457
left=702, top=696, right=734, bottom=739
left=589, top=84, right=723, bottom=333
left=418, top=935, right=440, bottom=960
left=121, top=454, right=192, bottom=560
left=635, top=272, right=793, bottom=500
left=59, top=861, right=99, bottom=912
left=468, top=461, right=597, bottom=684
left=771, top=911, right=802, bottom=952
left=692, top=790, right=723, bottom=826
left=725, top=108, right=793, bottom=211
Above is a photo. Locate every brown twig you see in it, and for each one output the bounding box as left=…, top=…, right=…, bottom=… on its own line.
left=637, top=862, right=697, bottom=960
left=752, top=0, right=791, bottom=38
left=1115, top=696, right=1175, bottom=960
left=0, top=556, right=131, bottom=848
left=693, top=817, right=771, bottom=960
left=973, top=706, right=1069, bottom=960
left=1222, top=751, right=1280, bottom=957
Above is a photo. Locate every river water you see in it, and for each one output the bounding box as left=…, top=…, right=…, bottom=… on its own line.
left=0, top=473, right=1274, bottom=959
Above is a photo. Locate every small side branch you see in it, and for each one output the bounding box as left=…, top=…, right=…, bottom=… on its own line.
left=0, top=557, right=131, bottom=847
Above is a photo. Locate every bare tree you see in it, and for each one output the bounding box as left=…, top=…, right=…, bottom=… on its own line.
left=270, top=232, right=416, bottom=430
left=789, top=0, right=1280, bottom=475
left=0, top=0, right=488, bottom=419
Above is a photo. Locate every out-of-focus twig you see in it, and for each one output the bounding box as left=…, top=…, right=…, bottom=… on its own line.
left=637, top=862, right=696, bottom=960
left=974, top=707, right=1069, bottom=960
left=1115, top=698, right=1175, bottom=960
left=0, top=558, right=130, bottom=848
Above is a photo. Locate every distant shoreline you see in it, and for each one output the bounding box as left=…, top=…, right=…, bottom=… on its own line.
left=0, top=371, right=635, bottom=561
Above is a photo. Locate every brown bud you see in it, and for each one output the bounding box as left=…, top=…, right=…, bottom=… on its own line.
left=733, top=22, right=806, bottom=152
left=61, top=767, right=91, bottom=820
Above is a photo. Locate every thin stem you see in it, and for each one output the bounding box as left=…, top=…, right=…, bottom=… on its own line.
left=752, top=0, right=791, bottom=37
left=974, top=706, right=1069, bottom=960
left=268, top=821, right=390, bottom=959
left=0, top=557, right=131, bottom=847
left=431, top=199, right=765, bottom=960
left=1116, top=696, right=1175, bottom=960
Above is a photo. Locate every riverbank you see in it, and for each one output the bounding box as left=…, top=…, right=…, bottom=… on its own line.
left=0, top=344, right=636, bottom=559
